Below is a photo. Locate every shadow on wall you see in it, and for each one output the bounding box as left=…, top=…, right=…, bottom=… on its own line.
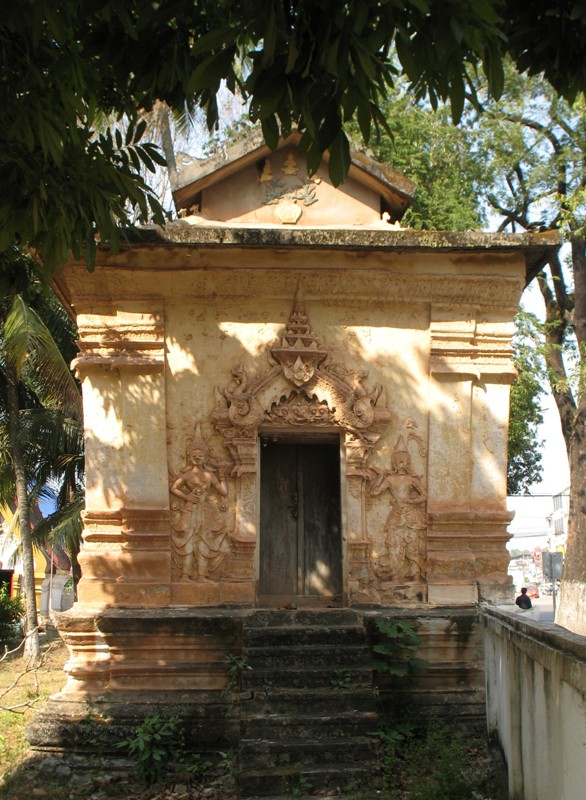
left=80, top=268, right=513, bottom=603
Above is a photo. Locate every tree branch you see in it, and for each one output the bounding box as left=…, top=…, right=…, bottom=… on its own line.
left=0, top=635, right=58, bottom=714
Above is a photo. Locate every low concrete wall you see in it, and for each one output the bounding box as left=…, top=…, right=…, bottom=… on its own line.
left=483, top=606, right=586, bottom=800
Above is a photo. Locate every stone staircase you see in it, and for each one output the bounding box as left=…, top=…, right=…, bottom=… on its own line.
left=238, top=609, right=378, bottom=796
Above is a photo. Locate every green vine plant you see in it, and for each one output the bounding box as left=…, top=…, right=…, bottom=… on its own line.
left=371, top=618, right=429, bottom=681
left=224, top=653, right=250, bottom=691
left=330, top=668, right=352, bottom=690
left=117, top=714, right=232, bottom=788
left=117, top=714, right=183, bottom=785
left=283, top=763, right=314, bottom=797
left=0, top=586, right=24, bottom=648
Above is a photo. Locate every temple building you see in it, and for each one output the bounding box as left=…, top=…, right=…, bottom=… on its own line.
left=32, top=132, right=559, bottom=790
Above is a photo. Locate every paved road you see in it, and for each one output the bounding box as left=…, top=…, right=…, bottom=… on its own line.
left=528, top=595, right=555, bottom=622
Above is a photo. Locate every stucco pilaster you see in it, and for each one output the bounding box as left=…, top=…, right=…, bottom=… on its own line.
left=73, top=304, right=170, bottom=606
left=427, top=304, right=516, bottom=604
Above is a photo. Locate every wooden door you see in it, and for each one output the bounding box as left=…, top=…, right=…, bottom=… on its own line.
left=259, top=439, right=342, bottom=605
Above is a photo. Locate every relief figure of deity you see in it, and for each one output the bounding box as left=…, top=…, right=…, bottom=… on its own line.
left=170, top=425, right=229, bottom=581
left=369, top=436, right=426, bottom=582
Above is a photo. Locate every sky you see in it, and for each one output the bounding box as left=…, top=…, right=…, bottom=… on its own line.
left=519, top=277, right=570, bottom=495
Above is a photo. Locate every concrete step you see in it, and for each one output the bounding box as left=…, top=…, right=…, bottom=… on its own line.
left=244, top=624, right=367, bottom=648
left=241, top=687, right=376, bottom=715
left=238, top=614, right=377, bottom=796
left=244, top=609, right=363, bottom=628
left=241, top=664, right=373, bottom=690
left=240, top=735, right=376, bottom=769
left=243, top=643, right=370, bottom=668
left=238, top=762, right=372, bottom=796
left=240, top=710, right=378, bottom=740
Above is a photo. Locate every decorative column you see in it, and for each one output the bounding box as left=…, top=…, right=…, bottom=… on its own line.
left=73, top=305, right=171, bottom=607
left=345, top=432, right=378, bottom=604
left=427, top=304, right=516, bottom=605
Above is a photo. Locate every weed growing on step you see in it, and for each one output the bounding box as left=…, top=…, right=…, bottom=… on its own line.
left=224, top=653, right=250, bottom=691
left=372, top=618, right=429, bottom=681
left=117, top=715, right=237, bottom=791
left=117, top=714, right=183, bottom=785
left=330, top=668, right=352, bottom=690
left=284, top=763, right=314, bottom=797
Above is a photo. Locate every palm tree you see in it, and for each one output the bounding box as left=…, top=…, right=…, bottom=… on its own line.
left=0, top=247, right=82, bottom=659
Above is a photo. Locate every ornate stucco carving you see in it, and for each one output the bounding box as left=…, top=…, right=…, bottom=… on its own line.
left=265, top=392, right=337, bottom=425
left=169, top=424, right=231, bottom=582
left=430, top=304, right=517, bottom=380
left=260, top=152, right=319, bottom=225
left=73, top=307, right=165, bottom=374
left=367, top=435, right=427, bottom=583
left=212, top=298, right=391, bottom=473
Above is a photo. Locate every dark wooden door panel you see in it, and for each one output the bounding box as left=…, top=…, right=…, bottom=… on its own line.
left=301, top=445, right=342, bottom=596
left=259, top=440, right=342, bottom=601
left=259, top=443, right=298, bottom=596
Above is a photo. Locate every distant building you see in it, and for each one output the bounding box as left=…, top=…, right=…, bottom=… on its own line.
left=548, top=486, right=569, bottom=552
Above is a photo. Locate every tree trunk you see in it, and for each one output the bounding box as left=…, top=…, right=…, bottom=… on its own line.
left=156, top=101, right=177, bottom=178
left=557, top=236, right=586, bottom=633
left=537, top=268, right=575, bottom=451
left=5, top=361, right=41, bottom=659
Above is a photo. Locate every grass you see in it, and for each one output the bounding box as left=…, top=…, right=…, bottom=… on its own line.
left=0, top=628, right=67, bottom=782
left=376, top=716, right=509, bottom=800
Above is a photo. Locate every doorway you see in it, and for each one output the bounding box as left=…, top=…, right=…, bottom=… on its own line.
left=259, top=436, right=343, bottom=605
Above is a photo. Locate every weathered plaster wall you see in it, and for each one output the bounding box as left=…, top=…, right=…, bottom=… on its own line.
left=32, top=225, right=558, bottom=757
left=61, top=237, right=524, bottom=617
left=484, top=607, right=586, bottom=800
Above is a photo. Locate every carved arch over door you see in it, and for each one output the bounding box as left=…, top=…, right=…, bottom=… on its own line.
left=210, top=298, right=392, bottom=598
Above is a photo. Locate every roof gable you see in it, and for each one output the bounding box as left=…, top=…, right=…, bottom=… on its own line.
left=171, top=131, right=415, bottom=227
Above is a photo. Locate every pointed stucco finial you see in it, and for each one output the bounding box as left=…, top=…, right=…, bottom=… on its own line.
left=189, top=422, right=209, bottom=454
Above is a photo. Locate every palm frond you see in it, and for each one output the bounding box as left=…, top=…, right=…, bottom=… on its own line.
left=4, top=295, right=82, bottom=421
left=32, top=494, right=84, bottom=558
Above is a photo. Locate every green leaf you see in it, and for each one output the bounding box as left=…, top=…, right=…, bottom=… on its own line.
left=141, top=143, right=167, bottom=167
left=4, top=296, right=82, bottom=419
left=450, top=74, right=465, bottom=123
left=188, top=48, right=235, bottom=93
left=262, top=5, right=278, bottom=67
left=261, top=115, right=280, bottom=150
left=484, top=45, right=505, bottom=100
left=285, top=39, right=299, bottom=74
left=357, top=98, right=372, bottom=144
left=134, top=120, right=147, bottom=144
left=409, top=0, right=430, bottom=11
left=450, top=16, right=464, bottom=43
left=125, top=119, right=135, bottom=146
left=395, top=32, right=419, bottom=80
left=353, top=38, right=377, bottom=80
left=135, top=146, right=155, bottom=173
left=306, top=141, right=323, bottom=177
left=328, top=130, right=351, bottom=186
left=324, top=37, right=341, bottom=77
left=190, top=27, right=238, bottom=59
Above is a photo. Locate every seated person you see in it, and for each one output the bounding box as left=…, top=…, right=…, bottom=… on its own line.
left=515, top=587, right=532, bottom=610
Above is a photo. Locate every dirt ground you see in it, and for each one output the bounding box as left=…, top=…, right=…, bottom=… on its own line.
left=0, top=629, right=67, bottom=788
